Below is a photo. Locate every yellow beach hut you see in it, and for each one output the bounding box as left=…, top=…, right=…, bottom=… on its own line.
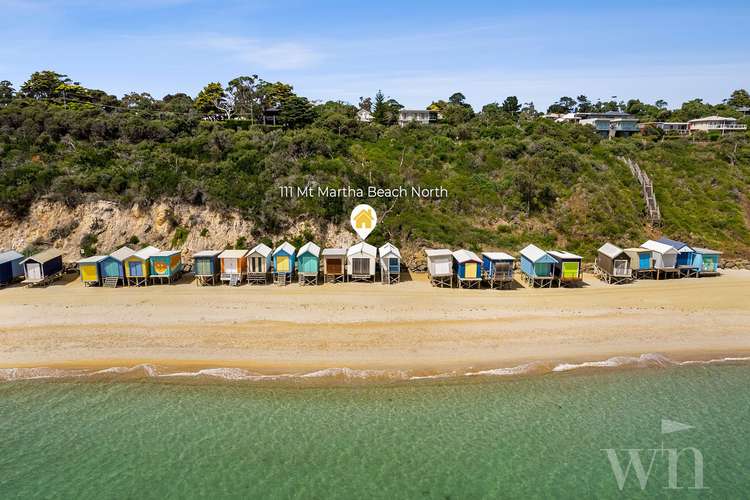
left=124, top=245, right=160, bottom=286
left=77, top=255, right=108, bottom=286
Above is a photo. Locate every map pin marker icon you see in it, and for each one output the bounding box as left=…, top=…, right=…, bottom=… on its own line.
left=350, top=204, right=377, bottom=240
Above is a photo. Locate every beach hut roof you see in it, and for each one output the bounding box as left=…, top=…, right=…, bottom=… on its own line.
left=378, top=243, right=401, bottom=259
left=519, top=244, right=556, bottom=264
left=656, top=237, right=693, bottom=252
left=298, top=242, right=321, bottom=257
left=623, top=247, right=651, bottom=253
left=193, top=250, right=222, bottom=258
left=153, top=250, right=180, bottom=257
left=249, top=243, right=272, bottom=257
left=548, top=250, right=583, bottom=261
left=598, top=243, right=625, bottom=259
left=322, top=248, right=347, bottom=257
left=21, top=248, right=63, bottom=265
left=425, top=248, right=452, bottom=258
left=642, top=240, right=678, bottom=255
left=273, top=242, right=296, bottom=256
left=482, top=251, right=515, bottom=261
left=109, top=246, right=135, bottom=262
left=0, top=250, right=23, bottom=264
left=347, top=242, right=376, bottom=257
left=77, top=255, right=107, bottom=264
left=693, top=247, right=723, bottom=255
left=134, top=246, right=161, bottom=259
left=218, top=249, right=248, bottom=259
left=452, top=249, right=481, bottom=263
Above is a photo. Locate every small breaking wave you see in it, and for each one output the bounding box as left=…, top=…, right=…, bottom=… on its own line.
left=1, top=354, right=749, bottom=383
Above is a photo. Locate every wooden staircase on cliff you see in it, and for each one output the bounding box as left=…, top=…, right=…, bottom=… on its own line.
left=623, top=157, right=661, bottom=225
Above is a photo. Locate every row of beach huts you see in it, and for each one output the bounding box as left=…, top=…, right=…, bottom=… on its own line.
left=0, top=237, right=722, bottom=289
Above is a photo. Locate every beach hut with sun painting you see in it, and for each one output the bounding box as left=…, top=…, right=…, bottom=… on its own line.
left=347, top=242, right=377, bottom=282
left=193, top=250, right=221, bottom=286
left=77, top=255, right=108, bottom=286
left=124, top=246, right=160, bottom=286
left=0, top=250, right=24, bottom=286
left=425, top=248, right=453, bottom=287
left=519, top=244, right=556, bottom=288
left=481, top=252, right=515, bottom=289
left=297, top=242, right=321, bottom=285
left=272, top=242, right=296, bottom=285
left=21, top=249, right=64, bottom=287
left=247, top=243, right=272, bottom=284
left=219, top=249, right=248, bottom=286
left=378, top=243, right=401, bottom=284
left=641, top=240, right=679, bottom=279
left=322, top=248, right=347, bottom=283
left=149, top=250, right=183, bottom=284
left=594, top=243, right=632, bottom=285
left=452, top=249, right=482, bottom=288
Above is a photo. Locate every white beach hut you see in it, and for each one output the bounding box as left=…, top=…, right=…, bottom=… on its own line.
left=641, top=240, right=679, bottom=279
left=247, top=243, right=272, bottom=284
left=425, top=248, right=453, bottom=287
left=347, top=242, right=377, bottom=282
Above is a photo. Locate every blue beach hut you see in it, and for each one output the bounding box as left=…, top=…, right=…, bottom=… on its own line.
left=692, top=247, right=722, bottom=276
left=519, top=244, right=557, bottom=288
left=193, top=250, right=222, bottom=286
left=452, top=249, right=482, bottom=288
left=272, top=242, right=296, bottom=285
left=481, top=252, right=515, bottom=289
left=657, top=237, right=698, bottom=277
left=0, top=250, right=24, bottom=286
left=99, top=246, right=135, bottom=287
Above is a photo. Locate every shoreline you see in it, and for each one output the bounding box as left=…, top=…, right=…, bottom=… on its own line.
left=1, top=270, right=749, bottom=382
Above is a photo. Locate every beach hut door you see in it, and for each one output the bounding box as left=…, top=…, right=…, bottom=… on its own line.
left=26, top=263, right=42, bottom=280
left=103, top=260, right=121, bottom=277
left=434, top=260, right=451, bottom=276
left=465, top=262, right=477, bottom=278
left=562, top=262, right=578, bottom=278
left=388, top=258, right=399, bottom=273
left=195, top=259, right=212, bottom=276
left=639, top=253, right=651, bottom=269
left=352, top=258, right=369, bottom=275
left=129, top=261, right=142, bottom=276
left=328, top=258, right=342, bottom=274
left=225, top=258, right=238, bottom=274
left=276, top=256, right=290, bottom=273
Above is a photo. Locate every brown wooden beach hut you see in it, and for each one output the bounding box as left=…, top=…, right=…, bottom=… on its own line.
left=594, top=243, right=632, bottom=284
left=322, top=248, right=347, bottom=283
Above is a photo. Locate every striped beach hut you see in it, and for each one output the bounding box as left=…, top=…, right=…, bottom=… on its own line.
left=77, top=255, right=107, bottom=286
left=124, top=246, right=160, bottom=286
left=21, top=249, right=64, bottom=286
left=519, top=244, right=556, bottom=288
left=641, top=240, right=679, bottom=279
left=452, top=249, right=482, bottom=289
left=378, top=243, right=401, bottom=284
left=693, top=247, right=722, bottom=276
left=595, top=243, right=632, bottom=285
left=624, top=247, right=654, bottom=279
left=297, top=242, right=321, bottom=286
left=0, top=250, right=24, bottom=286
left=481, top=252, right=515, bottom=289
left=149, top=250, right=183, bottom=284
left=219, top=249, right=248, bottom=286
left=548, top=251, right=583, bottom=287
left=347, top=242, right=377, bottom=282
left=322, top=248, right=347, bottom=284
left=425, top=248, right=453, bottom=287
left=247, top=243, right=272, bottom=284
left=272, top=242, right=296, bottom=286
left=193, top=250, right=221, bottom=286
left=657, top=237, right=699, bottom=277
left=99, top=246, right=135, bottom=287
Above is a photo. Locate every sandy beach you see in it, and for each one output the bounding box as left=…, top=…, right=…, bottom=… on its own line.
left=1, top=270, right=749, bottom=376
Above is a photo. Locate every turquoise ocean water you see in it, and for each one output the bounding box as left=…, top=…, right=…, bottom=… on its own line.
left=1, top=363, right=748, bottom=499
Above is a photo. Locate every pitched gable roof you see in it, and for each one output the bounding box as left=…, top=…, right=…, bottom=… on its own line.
left=273, top=242, right=296, bottom=256
left=248, top=243, right=272, bottom=257
left=298, top=242, right=321, bottom=257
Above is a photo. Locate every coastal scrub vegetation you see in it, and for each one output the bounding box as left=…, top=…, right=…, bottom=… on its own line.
left=1, top=72, right=749, bottom=257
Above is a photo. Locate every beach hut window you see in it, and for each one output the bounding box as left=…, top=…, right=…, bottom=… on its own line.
left=195, top=259, right=212, bottom=276
left=465, top=262, right=478, bottom=277
left=562, top=262, right=578, bottom=278
left=276, top=256, right=290, bottom=273
left=533, top=263, right=549, bottom=277
left=388, top=258, right=399, bottom=273
left=26, top=263, right=42, bottom=280
left=129, top=261, right=142, bottom=276
left=352, top=258, right=369, bottom=275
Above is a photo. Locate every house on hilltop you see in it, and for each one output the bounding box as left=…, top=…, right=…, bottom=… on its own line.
left=687, top=116, right=747, bottom=134
left=398, top=109, right=439, bottom=126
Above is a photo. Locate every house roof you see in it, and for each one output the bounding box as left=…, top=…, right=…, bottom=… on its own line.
left=109, top=246, right=135, bottom=262
left=153, top=250, right=180, bottom=257
left=598, top=243, right=625, bottom=259
left=656, top=237, right=693, bottom=253
left=322, top=248, right=347, bottom=257
left=378, top=243, right=401, bottom=259
left=482, top=251, right=515, bottom=261
left=22, top=248, right=63, bottom=264
left=0, top=251, right=24, bottom=264
left=77, top=255, right=107, bottom=264
left=548, top=250, right=583, bottom=261
left=425, top=248, right=452, bottom=258
left=133, top=246, right=161, bottom=260
left=519, top=244, right=556, bottom=264
left=219, top=249, right=248, bottom=259
left=641, top=240, right=678, bottom=255
left=347, top=242, right=376, bottom=257
left=452, top=249, right=481, bottom=264
left=298, top=242, right=321, bottom=257
left=248, top=243, right=272, bottom=257
left=193, top=250, right=222, bottom=258
left=688, top=115, right=737, bottom=123
left=273, top=242, right=296, bottom=256
left=693, top=247, right=723, bottom=255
